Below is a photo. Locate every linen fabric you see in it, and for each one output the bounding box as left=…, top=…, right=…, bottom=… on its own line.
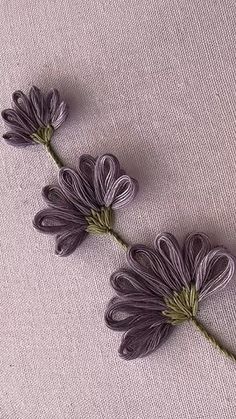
left=0, top=1, right=235, bottom=418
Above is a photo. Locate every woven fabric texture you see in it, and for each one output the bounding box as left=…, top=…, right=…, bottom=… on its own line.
left=0, top=1, right=235, bottom=418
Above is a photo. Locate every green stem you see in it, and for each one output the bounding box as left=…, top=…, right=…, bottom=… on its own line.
left=45, top=143, right=63, bottom=168
left=108, top=229, right=129, bottom=251
left=191, top=317, right=236, bottom=362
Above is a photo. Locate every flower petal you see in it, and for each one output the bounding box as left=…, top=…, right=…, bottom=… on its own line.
left=105, top=299, right=139, bottom=331
left=12, top=90, right=38, bottom=131
left=94, top=154, right=121, bottom=205
left=55, top=229, right=87, bottom=256
left=110, top=269, right=162, bottom=297
left=183, top=233, right=211, bottom=280
left=78, top=154, right=96, bottom=186
left=29, top=86, right=49, bottom=126
left=51, top=100, right=69, bottom=129
left=42, top=185, right=76, bottom=210
left=106, top=295, right=166, bottom=321
left=46, top=89, right=60, bottom=118
left=105, top=297, right=166, bottom=331
left=127, top=244, right=172, bottom=296
left=119, top=319, right=171, bottom=360
left=154, top=233, right=191, bottom=289
left=77, top=155, right=97, bottom=203
left=1, top=109, right=32, bottom=134
left=195, top=248, right=235, bottom=301
left=3, top=132, right=32, bottom=147
left=59, top=167, right=99, bottom=214
left=33, top=208, right=87, bottom=234
left=104, top=175, right=138, bottom=209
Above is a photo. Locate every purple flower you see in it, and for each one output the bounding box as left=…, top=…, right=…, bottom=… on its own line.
left=33, top=154, right=138, bottom=256
left=1, top=86, right=68, bottom=147
left=105, top=233, right=235, bottom=360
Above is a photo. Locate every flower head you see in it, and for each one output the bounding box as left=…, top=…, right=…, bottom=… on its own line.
left=105, top=233, right=235, bottom=360
left=33, top=154, right=138, bottom=256
left=1, top=86, right=68, bottom=147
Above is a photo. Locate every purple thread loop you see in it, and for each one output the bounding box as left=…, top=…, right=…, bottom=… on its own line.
left=33, top=154, right=138, bottom=256
left=2, top=86, right=68, bottom=147
left=105, top=233, right=235, bottom=360
left=1, top=86, right=69, bottom=167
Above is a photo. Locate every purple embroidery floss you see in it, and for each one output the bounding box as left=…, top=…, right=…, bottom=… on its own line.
left=33, top=154, right=138, bottom=256
left=1, top=86, right=139, bottom=254
left=105, top=232, right=236, bottom=362
left=1, top=86, right=68, bottom=167
left=2, top=85, right=236, bottom=366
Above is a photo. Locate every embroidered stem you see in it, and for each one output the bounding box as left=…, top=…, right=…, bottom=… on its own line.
left=31, top=125, right=63, bottom=169
left=191, top=317, right=236, bottom=362
left=85, top=207, right=128, bottom=251
left=108, top=229, right=128, bottom=251
left=45, top=143, right=63, bottom=168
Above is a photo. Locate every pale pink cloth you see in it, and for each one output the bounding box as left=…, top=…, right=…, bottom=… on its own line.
left=0, top=1, right=236, bottom=418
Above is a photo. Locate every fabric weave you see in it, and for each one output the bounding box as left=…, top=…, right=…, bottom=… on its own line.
left=0, top=0, right=235, bottom=418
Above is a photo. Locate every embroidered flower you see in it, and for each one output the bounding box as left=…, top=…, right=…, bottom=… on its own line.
left=1, top=86, right=68, bottom=167
left=105, top=233, right=235, bottom=360
left=33, top=154, right=138, bottom=256
left=2, top=86, right=68, bottom=147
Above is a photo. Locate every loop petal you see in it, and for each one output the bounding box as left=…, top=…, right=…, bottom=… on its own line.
left=105, top=297, right=166, bottom=332
left=154, top=233, right=191, bottom=289
left=33, top=208, right=87, bottom=233
left=55, top=229, right=87, bottom=256
left=119, top=320, right=171, bottom=360
left=1, top=109, right=31, bottom=134
left=183, top=233, right=211, bottom=279
left=127, top=244, right=172, bottom=296
left=51, top=100, right=69, bottom=129
left=78, top=154, right=96, bottom=186
left=110, top=269, right=158, bottom=297
left=42, top=185, right=76, bottom=210
left=196, top=248, right=235, bottom=300
left=29, top=86, right=49, bottom=126
left=46, top=89, right=60, bottom=118
left=3, top=132, right=32, bottom=147
left=94, top=154, right=121, bottom=205
left=105, top=175, right=138, bottom=209
left=12, top=90, right=38, bottom=130
left=59, top=167, right=98, bottom=214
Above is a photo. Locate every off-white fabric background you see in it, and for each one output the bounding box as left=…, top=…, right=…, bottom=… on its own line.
left=0, top=0, right=235, bottom=418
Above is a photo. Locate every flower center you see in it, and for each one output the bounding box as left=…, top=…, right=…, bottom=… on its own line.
left=162, top=285, right=199, bottom=325
left=30, top=125, right=54, bottom=145
left=85, top=207, right=113, bottom=234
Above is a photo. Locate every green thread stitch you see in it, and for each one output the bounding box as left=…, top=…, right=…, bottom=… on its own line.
left=163, top=285, right=236, bottom=362
left=3, top=86, right=235, bottom=363
left=163, top=285, right=198, bottom=325
left=191, top=317, right=236, bottom=362
left=31, top=125, right=63, bottom=168
left=86, top=207, right=128, bottom=250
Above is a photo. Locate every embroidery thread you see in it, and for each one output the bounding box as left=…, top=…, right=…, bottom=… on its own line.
left=2, top=86, right=235, bottom=364
left=33, top=154, right=138, bottom=256
left=1, top=87, right=138, bottom=255
left=1, top=86, right=68, bottom=167
left=105, top=233, right=236, bottom=361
